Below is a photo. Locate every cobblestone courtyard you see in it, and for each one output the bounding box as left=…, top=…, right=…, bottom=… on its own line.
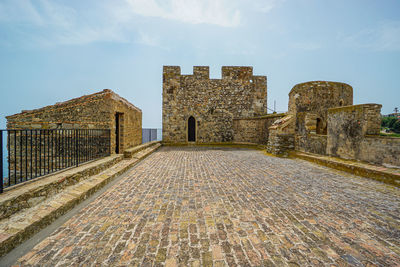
left=16, top=147, right=400, bottom=266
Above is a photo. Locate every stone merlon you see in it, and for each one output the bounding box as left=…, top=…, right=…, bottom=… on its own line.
left=162, top=66, right=265, bottom=81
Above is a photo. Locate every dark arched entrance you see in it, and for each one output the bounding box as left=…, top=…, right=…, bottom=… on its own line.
left=188, top=116, right=196, bottom=142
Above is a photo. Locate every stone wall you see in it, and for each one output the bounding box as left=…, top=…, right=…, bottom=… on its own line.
left=162, top=66, right=268, bottom=143
left=327, top=104, right=400, bottom=167
left=266, top=132, right=295, bottom=157
left=233, top=113, right=285, bottom=144
left=6, top=89, right=142, bottom=154
left=289, top=81, right=353, bottom=135
left=295, top=133, right=327, bottom=155
left=359, top=136, right=400, bottom=167
left=107, top=93, right=142, bottom=152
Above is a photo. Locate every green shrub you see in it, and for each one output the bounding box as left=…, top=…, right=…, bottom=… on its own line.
left=393, top=120, right=400, bottom=133
left=382, top=117, right=398, bottom=128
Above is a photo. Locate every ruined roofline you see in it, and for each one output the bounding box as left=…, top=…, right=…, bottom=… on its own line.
left=328, top=103, right=382, bottom=113
left=163, top=65, right=267, bottom=81
left=6, top=89, right=141, bottom=119
left=289, top=81, right=353, bottom=95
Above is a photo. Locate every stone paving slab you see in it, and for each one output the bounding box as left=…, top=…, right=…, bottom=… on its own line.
left=15, top=147, right=400, bottom=266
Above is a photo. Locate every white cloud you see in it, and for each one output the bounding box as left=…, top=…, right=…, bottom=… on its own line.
left=252, top=0, right=284, bottom=13
left=0, top=0, right=130, bottom=46
left=341, top=21, right=400, bottom=52
left=0, top=0, right=281, bottom=47
left=125, top=0, right=241, bottom=27
left=136, top=31, right=169, bottom=49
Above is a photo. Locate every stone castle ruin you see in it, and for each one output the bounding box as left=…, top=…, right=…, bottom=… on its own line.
left=5, top=65, right=400, bottom=169
left=2, top=65, right=399, bottom=264
left=162, top=66, right=400, bottom=167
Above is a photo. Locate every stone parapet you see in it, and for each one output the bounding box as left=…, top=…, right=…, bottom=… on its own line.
left=233, top=113, right=286, bottom=144
left=327, top=103, right=386, bottom=164
left=266, top=132, right=295, bottom=157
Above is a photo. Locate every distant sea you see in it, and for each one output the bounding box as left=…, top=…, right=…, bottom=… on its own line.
left=1, top=133, right=7, bottom=179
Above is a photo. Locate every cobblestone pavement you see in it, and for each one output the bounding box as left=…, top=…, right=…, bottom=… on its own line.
left=16, top=147, right=400, bottom=266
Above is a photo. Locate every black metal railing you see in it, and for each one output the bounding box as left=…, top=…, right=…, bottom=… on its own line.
left=0, top=129, right=111, bottom=193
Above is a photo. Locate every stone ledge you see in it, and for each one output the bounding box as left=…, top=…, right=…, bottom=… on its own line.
left=0, top=155, right=124, bottom=221
left=162, top=142, right=266, bottom=150
left=292, top=151, right=400, bottom=187
left=0, top=142, right=161, bottom=257
left=124, top=141, right=161, bottom=158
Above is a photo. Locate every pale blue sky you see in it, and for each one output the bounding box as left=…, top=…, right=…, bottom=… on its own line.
left=0, top=0, right=399, bottom=128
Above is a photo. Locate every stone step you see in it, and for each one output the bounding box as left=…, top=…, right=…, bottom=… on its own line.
left=124, top=141, right=161, bottom=159
left=0, top=142, right=161, bottom=257
left=0, top=155, right=124, bottom=221
left=292, top=151, right=400, bottom=187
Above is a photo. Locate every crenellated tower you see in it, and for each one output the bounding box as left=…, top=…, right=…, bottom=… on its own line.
left=162, top=66, right=268, bottom=143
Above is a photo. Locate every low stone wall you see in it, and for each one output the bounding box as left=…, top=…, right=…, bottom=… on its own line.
left=266, top=132, right=295, bottom=157
left=295, top=133, right=327, bottom=155
left=326, top=103, right=400, bottom=167
left=327, top=104, right=381, bottom=159
left=359, top=136, right=400, bottom=167
left=233, top=113, right=286, bottom=144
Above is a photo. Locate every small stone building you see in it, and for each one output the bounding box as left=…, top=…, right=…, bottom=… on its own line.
left=7, top=89, right=142, bottom=154
left=162, top=66, right=268, bottom=143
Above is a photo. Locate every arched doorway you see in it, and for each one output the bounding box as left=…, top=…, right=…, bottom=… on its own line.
left=188, top=116, right=196, bottom=142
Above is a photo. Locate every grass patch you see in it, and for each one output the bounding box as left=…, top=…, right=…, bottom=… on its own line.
left=380, top=132, right=400, bottom=138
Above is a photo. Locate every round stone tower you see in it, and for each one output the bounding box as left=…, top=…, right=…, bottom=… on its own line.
left=288, top=81, right=353, bottom=134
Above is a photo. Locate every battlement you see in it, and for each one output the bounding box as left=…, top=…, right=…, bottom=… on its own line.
left=163, top=66, right=262, bottom=81
left=163, top=66, right=181, bottom=75
left=221, top=66, right=253, bottom=80
left=193, top=66, right=209, bottom=79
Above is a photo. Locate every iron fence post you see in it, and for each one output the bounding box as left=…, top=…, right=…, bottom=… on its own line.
left=75, top=129, right=79, bottom=167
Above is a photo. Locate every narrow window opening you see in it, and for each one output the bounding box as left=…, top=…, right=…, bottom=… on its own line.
left=188, top=116, right=196, bottom=142
left=316, top=118, right=323, bottom=135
